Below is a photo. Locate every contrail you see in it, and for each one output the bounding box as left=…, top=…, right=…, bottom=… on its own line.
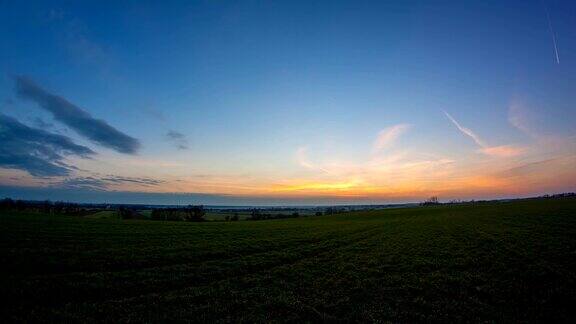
left=443, top=110, right=487, bottom=148
left=544, top=3, right=560, bottom=64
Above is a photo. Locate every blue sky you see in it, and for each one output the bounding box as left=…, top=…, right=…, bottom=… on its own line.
left=1, top=0, right=575, bottom=205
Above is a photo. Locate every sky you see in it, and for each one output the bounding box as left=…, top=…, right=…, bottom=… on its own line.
left=1, top=0, right=575, bottom=205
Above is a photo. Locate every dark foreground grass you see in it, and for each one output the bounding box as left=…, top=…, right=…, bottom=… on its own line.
left=1, top=198, right=575, bottom=322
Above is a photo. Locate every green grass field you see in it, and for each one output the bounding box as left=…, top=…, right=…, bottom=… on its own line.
left=83, top=210, right=119, bottom=220
left=1, top=198, right=575, bottom=322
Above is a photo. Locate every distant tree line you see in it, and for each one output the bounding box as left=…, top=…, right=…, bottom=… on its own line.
left=419, top=192, right=576, bottom=207
left=247, top=209, right=300, bottom=221
left=420, top=196, right=440, bottom=206
left=0, top=198, right=90, bottom=216
left=150, top=205, right=206, bottom=222
left=539, top=193, right=576, bottom=199
left=323, top=207, right=345, bottom=215
left=116, top=206, right=146, bottom=220
left=245, top=207, right=345, bottom=221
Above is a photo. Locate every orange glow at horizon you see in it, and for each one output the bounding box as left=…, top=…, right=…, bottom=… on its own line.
left=3, top=101, right=575, bottom=202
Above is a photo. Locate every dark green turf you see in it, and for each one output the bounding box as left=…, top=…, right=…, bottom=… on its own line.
left=1, top=198, right=575, bottom=322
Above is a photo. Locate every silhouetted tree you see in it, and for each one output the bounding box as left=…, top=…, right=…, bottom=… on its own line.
left=0, top=198, right=15, bottom=210
left=421, top=196, right=440, bottom=206
left=117, top=206, right=137, bottom=219
left=150, top=206, right=205, bottom=222
left=184, top=205, right=205, bottom=222
left=249, top=209, right=262, bottom=220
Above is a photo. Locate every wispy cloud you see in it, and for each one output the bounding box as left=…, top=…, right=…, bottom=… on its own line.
left=296, top=147, right=315, bottom=169
left=14, top=76, right=140, bottom=154
left=0, top=114, right=94, bottom=177
left=479, top=145, right=526, bottom=157
left=166, top=130, right=188, bottom=150
left=58, top=177, right=108, bottom=190
left=295, top=147, right=331, bottom=173
left=508, top=101, right=534, bottom=137
left=272, top=179, right=362, bottom=192
left=142, top=106, right=166, bottom=121
left=30, top=117, right=54, bottom=129
left=444, top=111, right=524, bottom=157
left=100, top=175, right=164, bottom=186
left=58, top=175, right=165, bottom=191
left=508, top=100, right=576, bottom=159
left=372, top=124, right=411, bottom=154
left=46, top=9, right=115, bottom=76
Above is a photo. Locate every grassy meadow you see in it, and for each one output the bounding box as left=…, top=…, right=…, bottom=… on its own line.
left=1, top=198, right=575, bottom=322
